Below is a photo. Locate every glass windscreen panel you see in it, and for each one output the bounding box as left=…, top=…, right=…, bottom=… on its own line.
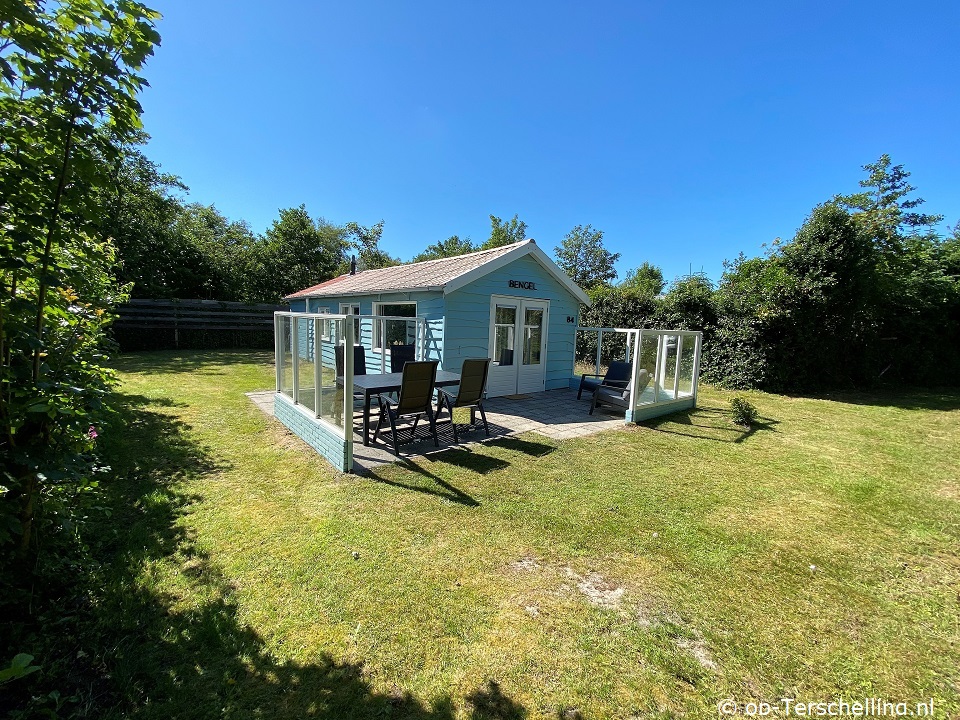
left=522, top=308, right=543, bottom=365
left=296, top=316, right=316, bottom=412
left=634, top=332, right=658, bottom=405
left=279, top=315, right=293, bottom=398
left=318, top=318, right=344, bottom=432
left=660, top=334, right=680, bottom=400
left=494, top=305, right=516, bottom=366
left=677, top=335, right=696, bottom=397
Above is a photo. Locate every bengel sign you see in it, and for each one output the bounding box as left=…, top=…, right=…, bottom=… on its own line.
left=508, top=280, right=536, bottom=290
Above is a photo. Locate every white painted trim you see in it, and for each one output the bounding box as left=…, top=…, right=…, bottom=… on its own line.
left=443, top=241, right=592, bottom=306
left=371, top=301, right=418, bottom=354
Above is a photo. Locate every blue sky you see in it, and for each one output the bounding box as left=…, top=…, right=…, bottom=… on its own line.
left=140, top=1, right=959, bottom=283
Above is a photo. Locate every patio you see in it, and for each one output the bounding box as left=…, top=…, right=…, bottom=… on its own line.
left=247, top=387, right=627, bottom=473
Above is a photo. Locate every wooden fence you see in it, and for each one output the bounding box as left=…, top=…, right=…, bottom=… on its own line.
left=113, top=298, right=285, bottom=351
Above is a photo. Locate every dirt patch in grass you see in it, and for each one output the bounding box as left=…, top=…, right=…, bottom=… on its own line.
left=569, top=569, right=625, bottom=609
left=508, top=556, right=542, bottom=572
left=676, top=637, right=718, bottom=671
left=936, top=481, right=960, bottom=501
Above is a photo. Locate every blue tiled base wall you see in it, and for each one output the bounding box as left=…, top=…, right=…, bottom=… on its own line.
left=274, top=393, right=349, bottom=472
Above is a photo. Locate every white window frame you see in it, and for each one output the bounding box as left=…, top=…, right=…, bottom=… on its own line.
left=340, top=303, right=361, bottom=343
left=305, top=299, right=331, bottom=340
left=372, top=301, right=417, bottom=353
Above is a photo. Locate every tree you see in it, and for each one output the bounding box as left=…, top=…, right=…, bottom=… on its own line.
left=412, top=235, right=476, bottom=263
left=345, top=220, right=399, bottom=271
left=252, top=206, right=348, bottom=302
left=620, top=262, right=665, bottom=296
left=172, top=203, right=257, bottom=300
left=0, top=0, right=161, bottom=563
left=554, top=224, right=620, bottom=290
left=481, top=214, right=527, bottom=249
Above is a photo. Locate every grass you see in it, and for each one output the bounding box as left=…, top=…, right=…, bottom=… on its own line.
left=83, top=350, right=959, bottom=718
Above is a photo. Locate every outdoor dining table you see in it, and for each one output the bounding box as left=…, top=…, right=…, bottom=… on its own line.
left=339, top=369, right=462, bottom=446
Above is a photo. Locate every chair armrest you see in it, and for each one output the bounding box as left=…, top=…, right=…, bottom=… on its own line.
left=601, top=378, right=630, bottom=388
left=579, top=373, right=603, bottom=379
left=377, top=393, right=397, bottom=408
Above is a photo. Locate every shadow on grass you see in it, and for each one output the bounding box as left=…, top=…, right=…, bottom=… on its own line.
left=367, top=458, right=482, bottom=507
left=7, top=390, right=525, bottom=719
left=112, top=349, right=273, bottom=375
left=644, top=407, right=780, bottom=444
left=792, top=387, right=960, bottom=412
left=485, top=437, right=555, bottom=457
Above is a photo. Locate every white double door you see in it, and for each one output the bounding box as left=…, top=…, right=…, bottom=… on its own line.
left=486, top=295, right=549, bottom=397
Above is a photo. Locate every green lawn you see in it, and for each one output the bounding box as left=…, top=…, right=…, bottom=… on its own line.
left=91, top=350, right=959, bottom=719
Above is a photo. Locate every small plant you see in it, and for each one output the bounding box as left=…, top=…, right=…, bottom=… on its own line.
left=730, top=396, right=758, bottom=427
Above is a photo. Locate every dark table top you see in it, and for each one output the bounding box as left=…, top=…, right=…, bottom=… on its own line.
left=344, top=370, right=461, bottom=394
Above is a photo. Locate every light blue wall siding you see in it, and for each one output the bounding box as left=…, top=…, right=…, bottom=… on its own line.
left=287, top=292, right=445, bottom=371
left=286, top=257, right=582, bottom=389
left=443, top=254, right=581, bottom=389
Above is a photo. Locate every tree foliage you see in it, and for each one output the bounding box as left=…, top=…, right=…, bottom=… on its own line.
left=481, top=214, right=527, bottom=249
left=412, top=235, right=476, bottom=263
left=619, top=262, right=665, bottom=296
left=554, top=224, right=620, bottom=290
left=582, top=156, right=960, bottom=392
left=0, top=0, right=161, bottom=565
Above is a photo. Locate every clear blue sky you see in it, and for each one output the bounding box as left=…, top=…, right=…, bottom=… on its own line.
left=139, top=0, right=959, bottom=283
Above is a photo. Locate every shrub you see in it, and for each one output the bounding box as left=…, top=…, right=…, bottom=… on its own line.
left=730, top=396, right=758, bottom=427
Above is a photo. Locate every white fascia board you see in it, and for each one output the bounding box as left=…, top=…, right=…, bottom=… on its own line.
left=443, top=241, right=592, bottom=306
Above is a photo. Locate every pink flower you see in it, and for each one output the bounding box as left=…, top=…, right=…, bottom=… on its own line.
left=87, top=426, right=98, bottom=440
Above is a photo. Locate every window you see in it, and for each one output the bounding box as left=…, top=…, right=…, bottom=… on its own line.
left=340, top=303, right=361, bottom=340
left=372, top=302, right=417, bottom=352
left=304, top=299, right=331, bottom=342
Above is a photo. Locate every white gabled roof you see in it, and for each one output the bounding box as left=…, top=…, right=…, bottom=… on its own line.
left=285, top=239, right=592, bottom=306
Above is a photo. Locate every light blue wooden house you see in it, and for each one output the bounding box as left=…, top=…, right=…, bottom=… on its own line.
left=285, top=240, right=591, bottom=397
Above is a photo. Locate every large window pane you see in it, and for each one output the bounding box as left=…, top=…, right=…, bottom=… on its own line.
left=494, top=305, right=516, bottom=366
left=522, top=308, right=543, bottom=365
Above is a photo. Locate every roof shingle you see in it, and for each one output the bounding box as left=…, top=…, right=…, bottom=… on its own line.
left=285, top=241, right=527, bottom=299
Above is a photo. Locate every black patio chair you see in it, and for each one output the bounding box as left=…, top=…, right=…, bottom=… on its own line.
left=436, top=358, right=490, bottom=443
left=589, top=369, right=650, bottom=415
left=577, top=360, right=632, bottom=400
left=373, top=360, right=439, bottom=455
left=389, top=343, right=416, bottom=373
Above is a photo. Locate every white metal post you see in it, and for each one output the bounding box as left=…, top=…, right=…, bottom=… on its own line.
left=673, top=335, right=683, bottom=399
left=313, top=317, right=322, bottom=418
left=595, top=329, right=603, bottom=375
left=274, top=313, right=282, bottom=393
left=343, top=315, right=354, bottom=469
left=653, top=333, right=662, bottom=404
left=627, top=329, right=643, bottom=422
left=691, top=333, right=702, bottom=407
left=291, top=316, right=299, bottom=404
left=380, top=318, right=386, bottom=374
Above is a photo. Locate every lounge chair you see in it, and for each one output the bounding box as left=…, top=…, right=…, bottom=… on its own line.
left=436, top=358, right=490, bottom=443
left=373, top=360, right=440, bottom=455
left=577, top=360, right=632, bottom=400
left=589, top=369, right=650, bottom=415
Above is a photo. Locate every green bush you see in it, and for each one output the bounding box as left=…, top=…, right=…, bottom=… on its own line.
left=730, top=396, right=758, bottom=427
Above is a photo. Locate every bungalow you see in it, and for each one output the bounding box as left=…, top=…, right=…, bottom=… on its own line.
left=284, top=239, right=591, bottom=397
